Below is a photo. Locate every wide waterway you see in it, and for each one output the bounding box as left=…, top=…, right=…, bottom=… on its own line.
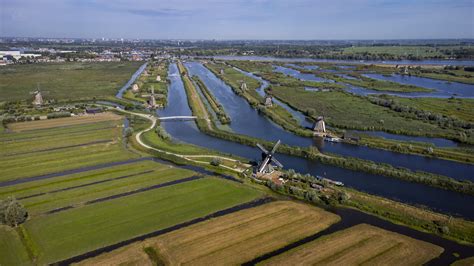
left=157, top=63, right=474, bottom=219
left=186, top=62, right=473, bottom=182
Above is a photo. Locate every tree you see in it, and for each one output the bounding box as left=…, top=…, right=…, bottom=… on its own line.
left=124, top=127, right=134, bottom=138
left=0, top=197, right=28, bottom=227
left=210, top=158, right=222, bottom=166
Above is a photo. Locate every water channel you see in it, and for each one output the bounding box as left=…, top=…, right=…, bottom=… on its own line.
left=362, top=73, right=474, bottom=98
left=205, top=63, right=474, bottom=182
left=157, top=63, right=474, bottom=219
left=209, top=55, right=474, bottom=66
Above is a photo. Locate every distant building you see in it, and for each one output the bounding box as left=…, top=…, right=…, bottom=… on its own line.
left=220, top=68, right=224, bottom=75
left=0, top=51, right=41, bottom=60
left=156, top=75, right=161, bottom=82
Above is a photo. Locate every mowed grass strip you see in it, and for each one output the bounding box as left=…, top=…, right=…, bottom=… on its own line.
left=0, top=120, right=118, bottom=142
left=7, top=112, right=122, bottom=132
left=0, top=128, right=117, bottom=156
left=0, top=143, right=137, bottom=183
left=20, top=166, right=194, bottom=216
left=79, top=201, right=340, bottom=266
left=22, top=177, right=263, bottom=264
left=260, top=223, right=444, bottom=266
left=0, top=160, right=162, bottom=198
left=0, top=117, right=138, bottom=183
left=0, top=226, right=32, bottom=266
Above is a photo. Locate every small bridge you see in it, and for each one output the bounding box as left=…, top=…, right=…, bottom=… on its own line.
left=158, top=116, right=198, bottom=121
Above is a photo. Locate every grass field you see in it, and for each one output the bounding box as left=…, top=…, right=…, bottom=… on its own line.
left=269, top=86, right=459, bottom=138
left=6, top=112, right=122, bottom=132
left=387, top=97, right=474, bottom=123
left=0, top=61, right=143, bottom=102
left=0, top=161, right=195, bottom=216
left=20, top=177, right=262, bottom=264
left=342, top=46, right=446, bottom=57
left=261, top=223, right=444, bottom=266
left=0, top=113, right=138, bottom=182
left=76, top=201, right=340, bottom=265
left=0, top=226, right=32, bottom=266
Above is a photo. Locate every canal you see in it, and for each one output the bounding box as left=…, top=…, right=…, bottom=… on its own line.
left=186, top=62, right=474, bottom=183
left=157, top=63, right=474, bottom=219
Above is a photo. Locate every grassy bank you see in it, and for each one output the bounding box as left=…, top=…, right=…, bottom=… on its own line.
left=191, top=76, right=231, bottom=124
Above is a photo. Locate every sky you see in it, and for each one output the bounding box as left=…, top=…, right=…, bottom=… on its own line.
left=0, top=0, right=473, bottom=40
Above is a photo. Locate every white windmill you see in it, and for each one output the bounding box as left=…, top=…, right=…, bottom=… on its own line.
left=30, top=84, right=48, bottom=106
left=256, top=140, right=283, bottom=174
left=148, top=86, right=157, bottom=108
left=240, top=80, right=248, bottom=91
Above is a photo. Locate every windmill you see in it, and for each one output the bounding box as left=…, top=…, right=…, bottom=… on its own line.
left=256, top=140, right=283, bottom=174
left=148, top=86, right=157, bottom=108
left=312, top=116, right=326, bottom=133
left=239, top=80, right=248, bottom=91
left=29, top=84, right=48, bottom=106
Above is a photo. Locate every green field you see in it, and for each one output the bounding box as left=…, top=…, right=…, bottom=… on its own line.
left=21, top=177, right=262, bottom=264
left=0, top=117, right=138, bottom=183
left=386, top=97, right=474, bottom=123
left=0, top=226, right=31, bottom=266
left=343, top=46, right=446, bottom=57
left=0, top=62, right=143, bottom=101
left=269, top=86, right=461, bottom=139
left=0, top=161, right=196, bottom=216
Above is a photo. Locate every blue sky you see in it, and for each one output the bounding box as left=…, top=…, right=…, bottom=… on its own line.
left=1, top=0, right=473, bottom=39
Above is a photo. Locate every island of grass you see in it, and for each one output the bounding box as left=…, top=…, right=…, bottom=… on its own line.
left=0, top=62, right=143, bottom=102
left=122, top=60, right=169, bottom=106
left=260, top=223, right=444, bottom=265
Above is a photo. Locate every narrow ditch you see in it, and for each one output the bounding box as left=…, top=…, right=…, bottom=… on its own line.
left=3, top=140, right=112, bottom=157
left=243, top=207, right=474, bottom=266
left=18, top=170, right=154, bottom=200
left=42, top=175, right=203, bottom=215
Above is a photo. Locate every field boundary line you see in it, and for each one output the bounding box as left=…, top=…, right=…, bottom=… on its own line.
left=42, top=175, right=204, bottom=216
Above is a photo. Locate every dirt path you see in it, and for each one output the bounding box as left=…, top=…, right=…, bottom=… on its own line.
left=108, top=107, right=248, bottom=173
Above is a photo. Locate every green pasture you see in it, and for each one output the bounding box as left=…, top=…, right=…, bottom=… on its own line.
left=0, top=62, right=143, bottom=101
left=388, top=97, right=474, bottom=123
left=270, top=86, right=460, bottom=138
left=0, top=226, right=32, bottom=266
left=0, top=121, right=138, bottom=182
left=22, top=177, right=262, bottom=264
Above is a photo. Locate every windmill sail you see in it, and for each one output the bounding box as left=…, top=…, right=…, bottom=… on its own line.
left=256, top=140, right=283, bottom=174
